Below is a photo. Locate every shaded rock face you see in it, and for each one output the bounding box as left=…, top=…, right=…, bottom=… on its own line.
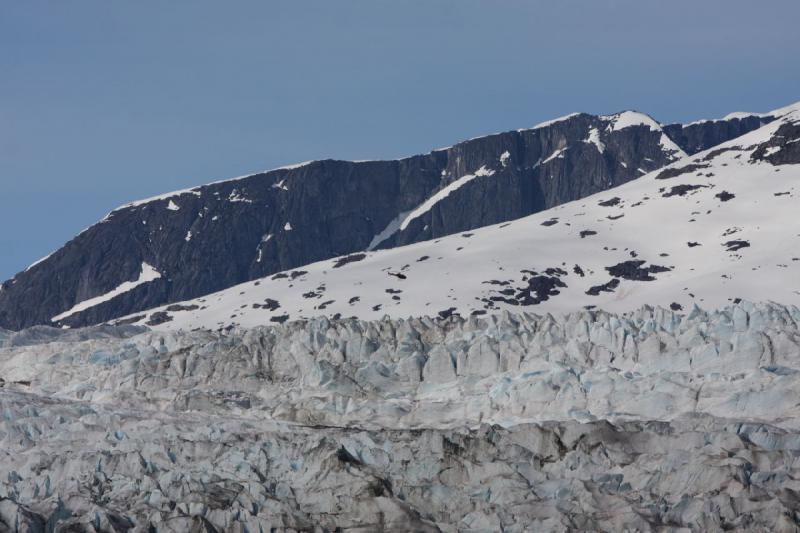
left=751, top=120, right=800, bottom=165
left=0, top=114, right=769, bottom=330
left=2, top=302, right=800, bottom=531
left=373, top=115, right=676, bottom=250
left=663, top=115, right=774, bottom=154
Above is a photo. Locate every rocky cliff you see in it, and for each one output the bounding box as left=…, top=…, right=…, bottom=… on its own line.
left=0, top=111, right=772, bottom=330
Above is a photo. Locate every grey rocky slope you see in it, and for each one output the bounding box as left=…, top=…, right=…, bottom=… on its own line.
left=0, top=111, right=773, bottom=330
left=3, top=301, right=800, bottom=531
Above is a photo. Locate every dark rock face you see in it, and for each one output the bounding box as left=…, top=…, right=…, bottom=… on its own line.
left=605, top=260, right=671, bottom=281
left=715, top=191, right=736, bottom=202
left=586, top=279, right=621, bottom=295
left=373, top=114, right=691, bottom=251
left=751, top=120, right=800, bottom=165
left=724, top=240, right=751, bottom=252
left=0, top=112, right=772, bottom=330
left=663, top=115, right=774, bottom=154
left=661, top=184, right=708, bottom=197
left=655, top=162, right=710, bottom=180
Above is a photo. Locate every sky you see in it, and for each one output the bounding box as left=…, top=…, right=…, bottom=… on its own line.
left=2, top=0, right=799, bottom=281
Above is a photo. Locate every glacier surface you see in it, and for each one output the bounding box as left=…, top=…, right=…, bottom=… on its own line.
left=2, top=302, right=800, bottom=531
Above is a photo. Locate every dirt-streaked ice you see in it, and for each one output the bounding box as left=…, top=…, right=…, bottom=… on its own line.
left=2, top=302, right=800, bottom=530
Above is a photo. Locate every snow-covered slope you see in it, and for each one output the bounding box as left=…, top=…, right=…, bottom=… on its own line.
left=122, top=104, right=800, bottom=331
left=1, top=104, right=777, bottom=331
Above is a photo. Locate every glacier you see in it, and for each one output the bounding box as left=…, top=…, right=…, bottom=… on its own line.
left=2, top=301, right=800, bottom=531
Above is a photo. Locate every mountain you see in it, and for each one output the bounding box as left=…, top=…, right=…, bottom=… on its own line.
left=113, top=103, right=800, bottom=331
left=3, top=101, right=800, bottom=532
left=0, top=108, right=776, bottom=330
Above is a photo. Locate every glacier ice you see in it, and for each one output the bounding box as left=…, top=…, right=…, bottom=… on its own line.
left=2, top=302, right=800, bottom=531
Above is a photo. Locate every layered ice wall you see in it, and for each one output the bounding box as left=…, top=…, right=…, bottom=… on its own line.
left=2, top=302, right=800, bottom=531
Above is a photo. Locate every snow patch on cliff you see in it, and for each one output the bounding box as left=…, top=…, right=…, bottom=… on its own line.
left=52, top=263, right=162, bottom=322
left=399, top=166, right=496, bottom=231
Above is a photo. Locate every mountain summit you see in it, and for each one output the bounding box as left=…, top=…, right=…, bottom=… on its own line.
left=0, top=105, right=788, bottom=330
left=117, top=102, right=800, bottom=330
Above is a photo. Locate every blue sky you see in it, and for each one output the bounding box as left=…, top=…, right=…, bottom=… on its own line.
left=2, top=0, right=799, bottom=280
